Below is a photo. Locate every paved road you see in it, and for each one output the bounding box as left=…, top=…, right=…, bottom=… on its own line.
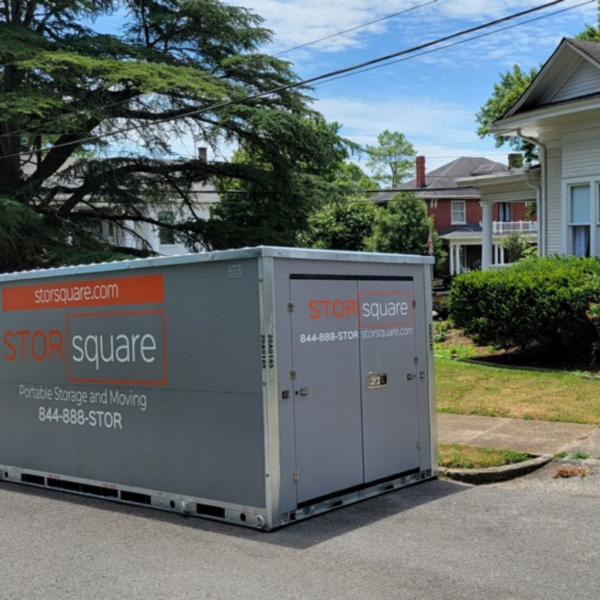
left=2, top=478, right=600, bottom=600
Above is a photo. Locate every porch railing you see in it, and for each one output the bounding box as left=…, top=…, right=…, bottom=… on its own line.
left=491, top=221, right=537, bottom=234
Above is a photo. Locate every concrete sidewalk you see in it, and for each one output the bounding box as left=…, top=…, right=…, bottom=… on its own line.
left=438, top=413, right=600, bottom=456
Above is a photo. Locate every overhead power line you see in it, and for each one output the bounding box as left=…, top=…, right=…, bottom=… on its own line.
left=2, top=0, right=585, bottom=161
left=0, top=0, right=437, bottom=141
left=321, top=0, right=594, bottom=89
left=272, top=0, right=438, bottom=56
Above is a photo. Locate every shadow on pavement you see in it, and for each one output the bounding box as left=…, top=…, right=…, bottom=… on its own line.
left=0, top=478, right=469, bottom=549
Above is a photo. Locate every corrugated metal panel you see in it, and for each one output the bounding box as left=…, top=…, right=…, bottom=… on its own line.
left=551, top=61, right=600, bottom=103
left=562, top=127, right=600, bottom=178
left=546, top=148, right=563, bottom=254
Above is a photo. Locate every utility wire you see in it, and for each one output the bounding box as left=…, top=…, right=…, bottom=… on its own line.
left=1, top=0, right=581, bottom=161
left=272, top=0, right=438, bottom=56
left=0, top=0, right=437, bottom=141
left=319, top=0, right=594, bottom=90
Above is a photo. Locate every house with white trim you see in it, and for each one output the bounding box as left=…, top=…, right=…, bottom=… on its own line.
left=461, top=38, right=600, bottom=268
left=44, top=148, right=220, bottom=256
left=372, top=156, right=536, bottom=275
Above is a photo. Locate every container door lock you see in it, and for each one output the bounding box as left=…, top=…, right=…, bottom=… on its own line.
left=406, top=373, right=414, bottom=381
left=295, top=388, right=309, bottom=396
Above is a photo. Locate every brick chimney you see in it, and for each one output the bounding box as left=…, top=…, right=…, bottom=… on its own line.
left=198, top=147, right=208, bottom=162
left=416, top=156, right=426, bottom=188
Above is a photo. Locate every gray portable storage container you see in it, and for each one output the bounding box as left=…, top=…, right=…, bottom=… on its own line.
left=0, top=247, right=437, bottom=530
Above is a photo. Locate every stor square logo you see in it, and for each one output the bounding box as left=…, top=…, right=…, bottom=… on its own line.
left=358, top=292, right=413, bottom=329
left=66, top=311, right=167, bottom=385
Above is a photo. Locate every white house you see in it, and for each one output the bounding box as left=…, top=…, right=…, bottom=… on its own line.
left=458, top=37, right=600, bottom=268
left=44, top=148, right=221, bottom=256
left=111, top=180, right=220, bottom=256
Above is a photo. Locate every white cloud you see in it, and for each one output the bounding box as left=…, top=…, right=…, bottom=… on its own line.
left=225, top=0, right=597, bottom=57
left=159, top=0, right=599, bottom=173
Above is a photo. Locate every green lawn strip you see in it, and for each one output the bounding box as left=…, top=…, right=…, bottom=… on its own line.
left=439, top=443, right=531, bottom=470
left=435, top=357, right=600, bottom=426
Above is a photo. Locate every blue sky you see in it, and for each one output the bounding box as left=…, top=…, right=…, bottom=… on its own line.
left=97, top=1, right=598, bottom=173
left=214, top=0, right=597, bottom=172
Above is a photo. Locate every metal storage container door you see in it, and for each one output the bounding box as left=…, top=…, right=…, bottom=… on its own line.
left=289, top=278, right=363, bottom=504
left=358, top=279, right=420, bottom=482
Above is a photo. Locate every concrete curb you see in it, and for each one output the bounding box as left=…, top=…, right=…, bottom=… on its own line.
left=440, top=454, right=554, bottom=485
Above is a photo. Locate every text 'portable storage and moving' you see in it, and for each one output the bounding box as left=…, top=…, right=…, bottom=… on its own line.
left=0, top=247, right=437, bottom=530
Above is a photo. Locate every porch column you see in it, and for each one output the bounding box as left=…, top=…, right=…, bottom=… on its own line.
left=123, top=219, right=135, bottom=249
left=449, top=243, right=455, bottom=275
left=482, top=202, right=493, bottom=270
left=454, top=244, right=461, bottom=274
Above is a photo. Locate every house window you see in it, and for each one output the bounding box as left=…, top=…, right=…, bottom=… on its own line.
left=158, top=210, right=176, bottom=245
left=498, top=202, right=512, bottom=222
left=451, top=201, right=466, bottom=224
left=569, top=185, right=590, bottom=257
left=430, top=199, right=438, bottom=209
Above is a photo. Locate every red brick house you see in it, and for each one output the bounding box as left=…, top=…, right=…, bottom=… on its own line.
left=372, top=156, right=537, bottom=275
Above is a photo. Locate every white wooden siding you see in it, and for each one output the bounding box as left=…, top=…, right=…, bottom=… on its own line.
left=551, top=60, right=600, bottom=104
left=546, top=147, right=562, bottom=255
left=562, top=127, right=600, bottom=178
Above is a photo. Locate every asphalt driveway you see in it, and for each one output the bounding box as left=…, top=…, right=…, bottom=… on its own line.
left=1, top=478, right=600, bottom=600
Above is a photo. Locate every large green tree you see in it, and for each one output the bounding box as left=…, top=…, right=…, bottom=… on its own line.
left=475, top=64, right=538, bottom=163
left=299, top=198, right=377, bottom=252
left=297, top=161, right=377, bottom=252
left=365, top=130, right=416, bottom=188
left=210, top=119, right=351, bottom=249
left=366, top=193, right=445, bottom=270
left=0, top=0, right=348, bottom=269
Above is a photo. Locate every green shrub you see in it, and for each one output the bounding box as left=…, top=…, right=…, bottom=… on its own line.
left=449, top=256, right=600, bottom=366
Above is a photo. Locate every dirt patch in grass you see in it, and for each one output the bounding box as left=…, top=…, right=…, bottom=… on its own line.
left=439, top=443, right=531, bottom=469
left=434, top=320, right=600, bottom=373
left=434, top=321, right=507, bottom=360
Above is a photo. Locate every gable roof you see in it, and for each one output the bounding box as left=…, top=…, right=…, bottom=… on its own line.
left=371, top=157, right=508, bottom=203
left=500, top=38, right=600, bottom=120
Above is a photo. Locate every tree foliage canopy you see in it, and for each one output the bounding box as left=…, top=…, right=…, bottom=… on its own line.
left=210, top=120, right=351, bottom=249
left=299, top=197, right=377, bottom=252
left=366, top=193, right=445, bottom=270
left=365, top=130, right=416, bottom=188
left=577, top=0, right=600, bottom=42
left=0, top=0, right=349, bottom=270
left=475, top=64, right=538, bottom=163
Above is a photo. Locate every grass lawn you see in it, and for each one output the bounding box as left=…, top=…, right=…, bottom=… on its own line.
left=436, top=358, right=600, bottom=426
left=438, top=443, right=531, bottom=469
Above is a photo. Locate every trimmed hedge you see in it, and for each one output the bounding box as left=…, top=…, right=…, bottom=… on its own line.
left=449, top=256, right=600, bottom=365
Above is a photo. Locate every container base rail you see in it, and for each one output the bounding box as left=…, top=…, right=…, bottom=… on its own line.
left=0, top=465, right=435, bottom=531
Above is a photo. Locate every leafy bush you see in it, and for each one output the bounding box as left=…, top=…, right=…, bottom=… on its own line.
left=449, top=256, right=600, bottom=365
left=501, top=231, right=531, bottom=262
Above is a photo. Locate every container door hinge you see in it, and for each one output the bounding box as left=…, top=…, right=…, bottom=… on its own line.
left=287, top=301, right=294, bottom=312
left=290, top=370, right=297, bottom=381
left=412, top=299, right=417, bottom=309
left=293, top=471, right=300, bottom=483
left=416, top=441, right=421, bottom=450
left=414, top=355, right=419, bottom=365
